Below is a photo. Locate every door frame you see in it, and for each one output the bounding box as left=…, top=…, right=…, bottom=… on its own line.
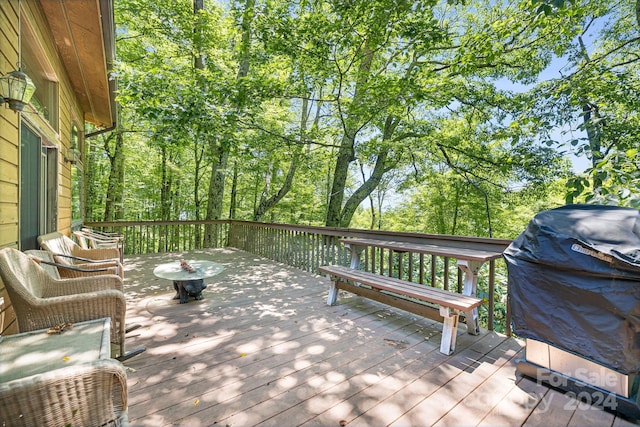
left=19, top=121, right=58, bottom=250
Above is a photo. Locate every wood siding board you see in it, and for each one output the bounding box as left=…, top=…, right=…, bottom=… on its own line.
left=0, top=157, right=18, bottom=184
left=0, top=116, right=19, bottom=144
left=0, top=202, right=19, bottom=225
left=0, top=2, right=18, bottom=60
left=0, top=182, right=18, bottom=205
left=0, top=223, right=18, bottom=246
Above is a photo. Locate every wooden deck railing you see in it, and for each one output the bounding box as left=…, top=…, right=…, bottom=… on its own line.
left=85, top=220, right=512, bottom=334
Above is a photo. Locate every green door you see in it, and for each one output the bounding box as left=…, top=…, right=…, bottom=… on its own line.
left=20, top=123, right=57, bottom=250
left=20, top=123, right=41, bottom=250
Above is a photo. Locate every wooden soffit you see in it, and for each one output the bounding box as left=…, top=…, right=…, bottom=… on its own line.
left=39, top=0, right=115, bottom=127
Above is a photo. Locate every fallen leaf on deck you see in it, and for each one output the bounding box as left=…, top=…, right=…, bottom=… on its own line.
left=383, top=338, right=409, bottom=349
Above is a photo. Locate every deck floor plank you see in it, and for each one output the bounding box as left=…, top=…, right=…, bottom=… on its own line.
left=175, top=308, right=441, bottom=426
left=523, top=388, right=583, bottom=427
left=296, top=333, right=500, bottom=427
left=432, top=346, right=524, bottom=427
left=478, top=374, right=551, bottom=426
left=388, top=335, right=521, bottom=427
left=120, top=249, right=639, bottom=427
left=158, top=313, right=417, bottom=423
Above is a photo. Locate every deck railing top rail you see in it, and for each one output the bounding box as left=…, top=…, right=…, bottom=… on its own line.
left=87, top=220, right=512, bottom=251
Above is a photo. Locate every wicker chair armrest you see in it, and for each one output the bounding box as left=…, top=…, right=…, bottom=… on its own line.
left=26, top=289, right=124, bottom=311
left=43, top=275, right=124, bottom=296
left=54, top=253, right=117, bottom=264
left=52, top=255, right=123, bottom=279
left=0, top=359, right=128, bottom=427
left=55, top=265, right=120, bottom=279
left=36, top=259, right=113, bottom=274
left=16, top=290, right=126, bottom=346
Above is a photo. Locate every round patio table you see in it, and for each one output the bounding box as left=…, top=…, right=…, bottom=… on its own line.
left=153, top=260, right=223, bottom=303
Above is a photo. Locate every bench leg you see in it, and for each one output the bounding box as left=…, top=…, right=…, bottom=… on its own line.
left=458, top=260, right=482, bottom=335
left=464, top=309, right=479, bottom=335
left=346, top=244, right=365, bottom=270
left=347, top=244, right=365, bottom=286
left=439, top=306, right=459, bottom=355
left=327, top=279, right=339, bottom=306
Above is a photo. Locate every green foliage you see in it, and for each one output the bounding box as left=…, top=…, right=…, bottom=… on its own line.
left=83, top=0, right=639, bottom=237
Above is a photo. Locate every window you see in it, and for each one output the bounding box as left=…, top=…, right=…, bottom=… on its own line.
left=29, top=76, right=59, bottom=130
left=21, top=17, right=59, bottom=131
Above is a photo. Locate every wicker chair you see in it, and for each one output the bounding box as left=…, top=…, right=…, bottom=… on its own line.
left=0, top=248, right=126, bottom=356
left=0, top=358, right=129, bottom=427
left=37, top=232, right=123, bottom=279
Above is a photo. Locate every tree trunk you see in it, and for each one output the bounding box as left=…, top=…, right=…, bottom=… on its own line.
left=193, top=0, right=208, bottom=248
left=103, top=128, right=125, bottom=222
left=193, top=0, right=206, bottom=69
left=253, top=94, right=310, bottom=221
left=325, top=39, right=375, bottom=227
left=84, top=137, right=99, bottom=221
left=159, top=145, right=173, bottom=222
left=253, top=150, right=302, bottom=221
left=229, top=161, right=239, bottom=219
left=360, top=163, right=376, bottom=230
left=193, top=135, right=205, bottom=247
left=204, top=140, right=228, bottom=246
left=577, top=35, right=604, bottom=189
left=334, top=115, right=398, bottom=227
left=204, top=0, right=254, bottom=246
left=339, top=149, right=389, bottom=228
left=325, top=133, right=355, bottom=227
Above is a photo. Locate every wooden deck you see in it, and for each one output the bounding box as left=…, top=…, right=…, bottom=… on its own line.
left=121, top=249, right=639, bottom=427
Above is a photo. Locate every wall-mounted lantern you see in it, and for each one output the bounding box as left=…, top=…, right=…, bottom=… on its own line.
left=2, top=0, right=36, bottom=113
left=63, top=147, right=79, bottom=165
left=0, top=68, right=36, bottom=112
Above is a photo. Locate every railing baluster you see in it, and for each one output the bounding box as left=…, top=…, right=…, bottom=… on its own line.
left=489, top=260, right=495, bottom=332
left=430, top=254, right=436, bottom=287
left=443, top=257, right=449, bottom=291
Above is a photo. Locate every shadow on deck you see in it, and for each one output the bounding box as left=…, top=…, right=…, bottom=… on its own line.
left=120, top=248, right=638, bottom=427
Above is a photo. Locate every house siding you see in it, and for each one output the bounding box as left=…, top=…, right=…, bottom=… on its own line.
left=0, top=0, right=89, bottom=334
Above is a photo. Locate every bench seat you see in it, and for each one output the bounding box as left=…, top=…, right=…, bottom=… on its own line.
left=318, top=264, right=482, bottom=355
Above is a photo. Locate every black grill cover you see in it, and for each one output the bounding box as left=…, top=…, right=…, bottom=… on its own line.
left=504, top=204, right=640, bottom=374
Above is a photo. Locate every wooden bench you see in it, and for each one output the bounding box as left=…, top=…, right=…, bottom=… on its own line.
left=318, top=264, right=483, bottom=355
left=339, top=237, right=506, bottom=335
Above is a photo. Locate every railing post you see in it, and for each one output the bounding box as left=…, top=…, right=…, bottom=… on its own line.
left=488, top=259, right=495, bottom=332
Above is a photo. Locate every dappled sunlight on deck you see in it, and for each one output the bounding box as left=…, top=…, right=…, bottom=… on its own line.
left=118, top=248, right=639, bottom=427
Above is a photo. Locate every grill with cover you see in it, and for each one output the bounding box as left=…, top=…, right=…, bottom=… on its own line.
left=504, top=204, right=640, bottom=418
